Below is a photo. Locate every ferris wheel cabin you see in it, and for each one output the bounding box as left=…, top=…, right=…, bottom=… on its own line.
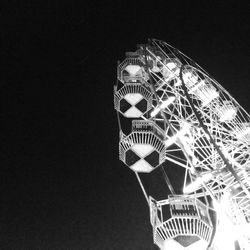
left=150, top=195, right=213, bottom=250
left=114, top=52, right=153, bottom=118
left=119, top=120, right=166, bottom=173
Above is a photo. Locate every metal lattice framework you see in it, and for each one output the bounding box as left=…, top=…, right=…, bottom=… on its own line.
left=114, top=39, right=250, bottom=250
left=150, top=195, right=213, bottom=250
left=114, top=82, right=152, bottom=118
left=119, top=120, right=166, bottom=173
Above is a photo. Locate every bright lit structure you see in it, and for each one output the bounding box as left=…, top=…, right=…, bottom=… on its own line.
left=150, top=195, right=213, bottom=250
left=114, top=82, right=153, bottom=118
left=114, top=39, right=250, bottom=249
left=119, top=120, right=166, bottom=173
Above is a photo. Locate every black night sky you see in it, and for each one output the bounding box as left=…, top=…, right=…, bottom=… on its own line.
left=1, top=1, right=250, bottom=249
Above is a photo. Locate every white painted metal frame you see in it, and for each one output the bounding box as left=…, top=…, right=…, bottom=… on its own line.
left=150, top=195, right=213, bottom=250
left=115, top=39, right=250, bottom=249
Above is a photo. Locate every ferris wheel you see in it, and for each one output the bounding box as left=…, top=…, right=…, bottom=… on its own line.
left=114, top=39, right=250, bottom=250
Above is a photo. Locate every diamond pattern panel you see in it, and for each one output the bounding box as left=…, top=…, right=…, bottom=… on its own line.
left=124, top=93, right=143, bottom=105
left=124, top=65, right=141, bottom=76
left=120, top=98, right=132, bottom=113
left=144, top=150, right=160, bottom=167
left=135, top=98, right=148, bottom=113
left=124, top=107, right=142, bottom=118
left=125, top=149, right=141, bottom=166
left=131, top=144, right=154, bottom=158
left=130, top=159, right=153, bottom=173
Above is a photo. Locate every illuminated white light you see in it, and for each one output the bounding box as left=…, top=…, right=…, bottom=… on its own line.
left=124, top=93, right=143, bottom=105
left=150, top=96, right=175, bottom=117
left=239, top=124, right=250, bottom=136
left=200, top=87, right=219, bottom=106
left=124, top=65, right=141, bottom=76
left=212, top=197, right=236, bottom=250
left=183, top=70, right=199, bottom=88
left=182, top=136, right=196, bottom=160
left=161, top=96, right=176, bottom=109
left=219, top=144, right=242, bottom=167
left=213, top=218, right=235, bottom=250
left=165, top=122, right=190, bottom=147
left=131, top=144, right=154, bottom=158
left=213, top=101, right=237, bottom=122
left=236, top=124, right=250, bottom=139
left=130, top=159, right=153, bottom=173
left=183, top=172, right=213, bottom=194
left=219, top=107, right=237, bottom=122
left=162, top=60, right=181, bottom=80
left=150, top=107, right=161, bottom=117
left=235, top=123, right=250, bottom=144
left=212, top=193, right=250, bottom=249
left=162, top=239, right=183, bottom=250
left=165, top=134, right=178, bottom=147
left=240, top=223, right=250, bottom=238
left=189, top=80, right=219, bottom=106
left=167, top=62, right=177, bottom=71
